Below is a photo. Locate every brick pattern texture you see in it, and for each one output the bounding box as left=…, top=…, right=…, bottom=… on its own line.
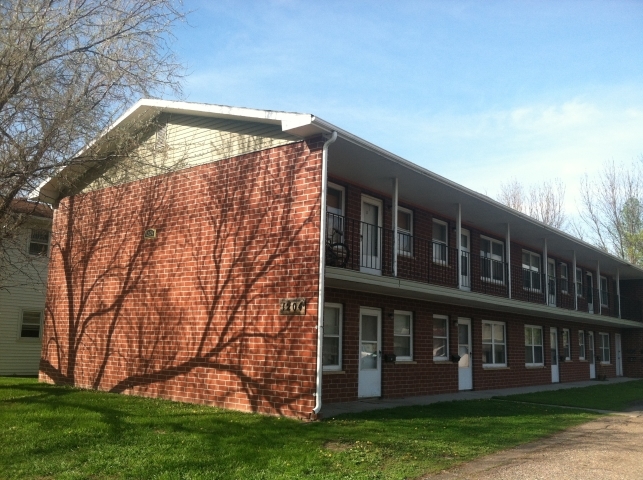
left=40, top=138, right=324, bottom=419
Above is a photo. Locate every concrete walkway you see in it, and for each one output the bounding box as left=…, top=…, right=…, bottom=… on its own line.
left=422, top=408, right=643, bottom=479
left=320, top=377, right=638, bottom=418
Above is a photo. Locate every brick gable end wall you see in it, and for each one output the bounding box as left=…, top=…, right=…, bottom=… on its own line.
left=40, top=138, right=324, bottom=419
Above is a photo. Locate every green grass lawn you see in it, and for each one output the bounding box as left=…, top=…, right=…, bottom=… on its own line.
left=498, top=379, right=643, bottom=411
left=0, top=377, right=600, bottom=480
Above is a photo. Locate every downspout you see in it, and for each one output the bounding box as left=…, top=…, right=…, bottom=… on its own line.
left=313, top=131, right=337, bottom=417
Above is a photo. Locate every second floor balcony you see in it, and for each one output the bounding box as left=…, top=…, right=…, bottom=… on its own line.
left=325, top=213, right=643, bottom=324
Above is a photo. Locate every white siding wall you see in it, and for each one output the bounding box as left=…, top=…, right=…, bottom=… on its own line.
left=0, top=225, right=49, bottom=375
left=83, top=114, right=300, bottom=192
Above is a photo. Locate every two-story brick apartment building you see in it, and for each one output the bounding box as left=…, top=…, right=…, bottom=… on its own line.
left=35, top=100, right=643, bottom=419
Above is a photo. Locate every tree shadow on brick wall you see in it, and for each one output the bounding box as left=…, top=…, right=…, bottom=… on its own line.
left=41, top=140, right=322, bottom=417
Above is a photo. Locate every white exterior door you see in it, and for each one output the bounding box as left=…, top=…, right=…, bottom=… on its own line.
left=458, top=318, right=473, bottom=390
left=548, top=258, right=556, bottom=306
left=588, top=331, right=596, bottom=379
left=460, top=229, right=471, bottom=291
left=550, top=327, right=559, bottom=383
left=615, top=333, right=623, bottom=376
left=360, top=196, right=383, bottom=274
left=358, top=307, right=382, bottom=397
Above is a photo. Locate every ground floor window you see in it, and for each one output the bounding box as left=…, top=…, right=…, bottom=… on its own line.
left=599, top=332, right=610, bottom=364
left=20, top=310, right=42, bottom=338
left=394, top=311, right=413, bottom=360
left=525, top=325, right=543, bottom=366
left=482, top=320, right=506, bottom=367
left=562, top=329, right=571, bottom=360
left=578, top=330, right=585, bottom=360
left=323, top=304, right=342, bottom=370
left=433, top=315, right=449, bottom=361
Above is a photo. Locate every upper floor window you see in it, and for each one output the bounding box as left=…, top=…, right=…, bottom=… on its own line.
left=575, top=267, right=583, bottom=297
left=29, top=229, right=49, bottom=256
left=600, top=276, right=608, bottom=306
left=397, top=207, right=413, bottom=256
left=326, top=183, right=345, bottom=242
left=560, top=263, right=569, bottom=293
left=522, top=251, right=541, bottom=291
left=432, top=220, right=448, bottom=264
left=394, top=311, right=413, bottom=361
left=20, top=310, right=42, bottom=338
left=480, top=237, right=504, bottom=283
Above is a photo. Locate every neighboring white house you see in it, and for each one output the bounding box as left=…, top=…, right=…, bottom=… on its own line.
left=0, top=200, right=52, bottom=375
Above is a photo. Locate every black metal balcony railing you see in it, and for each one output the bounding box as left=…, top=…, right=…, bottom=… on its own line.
left=324, top=213, right=643, bottom=322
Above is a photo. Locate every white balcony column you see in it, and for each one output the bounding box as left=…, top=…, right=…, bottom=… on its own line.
left=456, top=203, right=462, bottom=289
left=392, top=177, right=399, bottom=277
left=506, top=223, right=512, bottom=299
left=572, top=250, right=578, bottom=310
left=543, top=238, right=548, bottom=305
left=617, top=268, right=621, bottom=319
left=597, top=260, right=601, bottom=315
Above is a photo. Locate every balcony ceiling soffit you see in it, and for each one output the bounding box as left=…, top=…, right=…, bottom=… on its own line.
left=326, top=137, right=643, bottom=280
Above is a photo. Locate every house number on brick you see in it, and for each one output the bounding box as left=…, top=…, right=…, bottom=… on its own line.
left=280, top=298, right=306, bottom=315
left=144, top=228, right=157, bottom=240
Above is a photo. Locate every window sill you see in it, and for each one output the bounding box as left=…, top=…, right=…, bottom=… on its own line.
left=433, top=358, right=451, bottom=364
left=323, top=370, right=345, bottom=375
left=394, top=360, right=417, bottom=365
left=525, top=365, right=545, bottom=369
left=600, top=362, right=611, bottom=366
left=578, top=359, right=587, bottom=362
left=483, top=365, right=509, bottom=370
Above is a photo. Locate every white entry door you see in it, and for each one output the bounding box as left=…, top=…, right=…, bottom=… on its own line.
left=458, top=318, right=473, bottom=390
left=358, top=307, right=382, bottom=397
left=360, top=196, right=383, bottom=274
left=460, top=229, right=471, bottom=291
left=550, top=327, right=559, bottom=383
left=615, top=333, right=623, bottom=376
left=548, top=258, right=556, bottom=306
left=588, top=331, right=596, bottom=379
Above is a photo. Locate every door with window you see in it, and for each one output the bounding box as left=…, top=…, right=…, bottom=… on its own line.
left=360, top=196, right=383, bottom=274
left=458, top=318, right=473, bottom=390
left=588, top=331, right=596, bottom=379
left=615, top=333, right=623, bottom=376
left=358, top=308, right=382, bottom=397
left=550, top=327, right=559, bottom=383
left=586, top=273, right=594, bottom=313
left=547, top=258, right=556, bottom=306
left=460, top=229, right=470, bottom=291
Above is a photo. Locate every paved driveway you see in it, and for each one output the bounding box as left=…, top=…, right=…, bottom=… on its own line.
left=423, top=410, right=643, bottom=480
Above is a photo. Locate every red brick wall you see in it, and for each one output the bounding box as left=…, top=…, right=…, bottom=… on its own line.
left=323, top=288, right=623, bottom=404
left=40, top=138, right=324, bottom=419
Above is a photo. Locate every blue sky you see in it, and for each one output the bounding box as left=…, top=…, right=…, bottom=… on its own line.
left=172, top=0, right=643, bottom=211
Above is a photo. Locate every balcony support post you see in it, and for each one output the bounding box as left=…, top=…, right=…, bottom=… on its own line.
left=392, top=177, right=399, bottom=277
left=543, top=238, right=548, bottom=305
left=597, top=260, right=601, bottom=315
left=573, top=250, right=578, bottom=310
left=617, top=268, right=621, bottom=318
left=506, top=223, right=511, bottom=299
left=456, top=203, right=462, bottom=289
